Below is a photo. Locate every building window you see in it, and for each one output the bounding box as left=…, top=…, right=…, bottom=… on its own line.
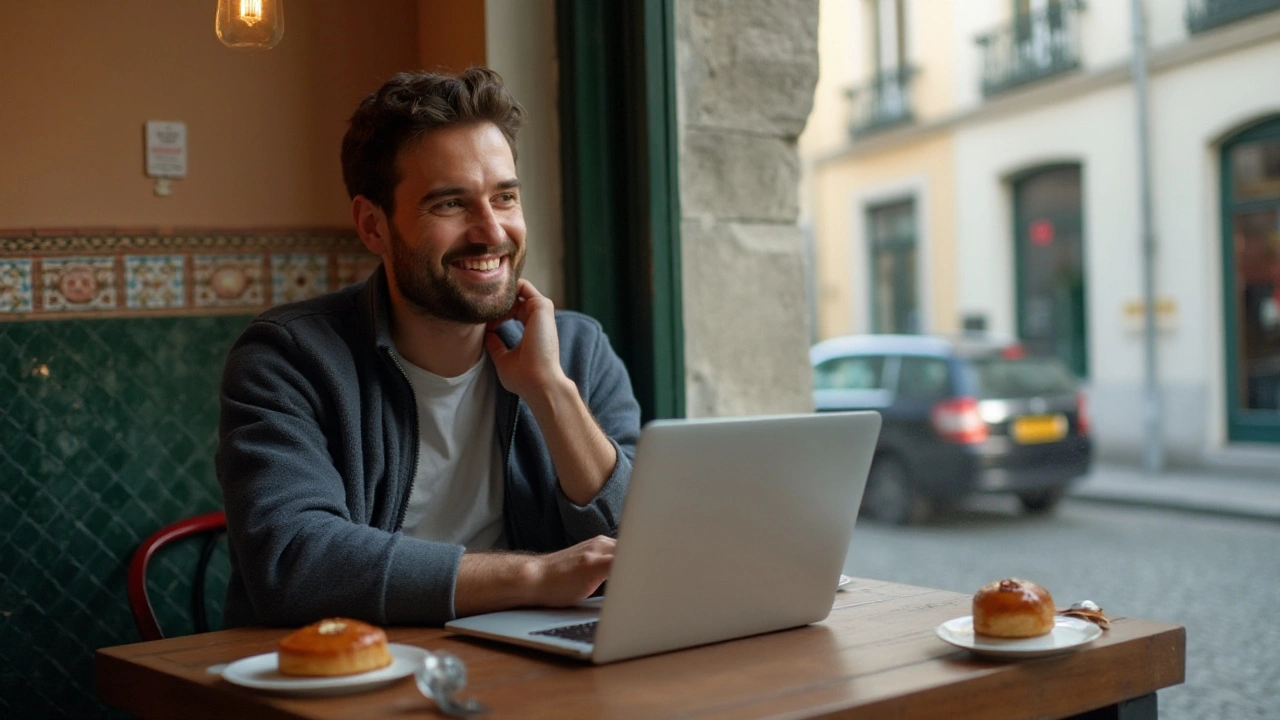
left=848, top=0, right=915, bottom=137
left=976, top=0, right=1084, bottom=97
left=1186, top=0, right=1280, bottom=34
left=867, top=199, right=919, bottom=334
left=870, top=0, right=906, bottom=76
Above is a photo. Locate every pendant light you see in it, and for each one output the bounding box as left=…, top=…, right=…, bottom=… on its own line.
left=216, top=0, right=285, bottom=51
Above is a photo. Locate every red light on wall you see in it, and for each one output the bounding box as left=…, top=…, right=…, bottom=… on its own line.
left=1000, top=344, right=1026, bottom=359
left=1029, top=220, right=1054, bottom=246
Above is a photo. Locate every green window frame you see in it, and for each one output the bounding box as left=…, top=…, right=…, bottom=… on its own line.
left=557, top=0, right=684, bottom=422
left=1220, top=115, right=1280, bottom=443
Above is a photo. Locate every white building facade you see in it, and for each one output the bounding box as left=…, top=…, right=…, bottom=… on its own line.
left=805, top=0, right=1280, bottom=466
left=951, top=0, right=1280, bottom=463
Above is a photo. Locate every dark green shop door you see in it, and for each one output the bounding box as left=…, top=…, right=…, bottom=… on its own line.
left=1013, top=165, right=1088, bottom=377
left=1222, top=117, right=1280, bottom=444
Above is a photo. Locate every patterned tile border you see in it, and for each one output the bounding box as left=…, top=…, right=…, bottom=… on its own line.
left=0, top=229, right=380, bottom=321
left=193, top=254, right=265, bottom=308
left=271, top=253, right=331, bottom=305
left=125, top=255, right=185, bottom=310
left=0, top=259, right=34, bottom=313
left=42, top=257, right=117, bottom=312
left=0, top=229, right=364, bottom=255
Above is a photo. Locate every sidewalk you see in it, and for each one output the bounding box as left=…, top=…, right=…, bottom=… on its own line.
left=1068, top=463, right=1280, bottom=522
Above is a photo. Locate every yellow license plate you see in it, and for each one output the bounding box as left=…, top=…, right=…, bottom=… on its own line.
left=1012, top=414, right=1068, bottom=444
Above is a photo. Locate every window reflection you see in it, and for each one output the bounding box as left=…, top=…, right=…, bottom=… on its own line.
left=896, top=356, right=949, bottom=401
left=1231, top=139, right=1280, bottom=201
left=814, top=355, right=887, bottom=391
left=868, top=200, right=918, bottom=334
left=1232, top=208, right=1280, bottom=411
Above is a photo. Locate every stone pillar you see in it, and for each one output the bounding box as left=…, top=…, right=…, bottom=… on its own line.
left=674, top=0, right=820, bottom=417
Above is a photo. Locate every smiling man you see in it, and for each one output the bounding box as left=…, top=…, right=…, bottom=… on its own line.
left=216, top=68, right=641, bottom=628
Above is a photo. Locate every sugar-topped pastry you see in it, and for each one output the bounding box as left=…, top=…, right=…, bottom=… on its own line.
left=277, top=618, right=392, bottom=677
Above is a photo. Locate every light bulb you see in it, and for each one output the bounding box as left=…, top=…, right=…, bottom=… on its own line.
left=216, top=0, right=284, bottom=51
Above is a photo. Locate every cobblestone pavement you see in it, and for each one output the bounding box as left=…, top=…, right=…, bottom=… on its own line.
left=842, top=498, right=1280, bottom=720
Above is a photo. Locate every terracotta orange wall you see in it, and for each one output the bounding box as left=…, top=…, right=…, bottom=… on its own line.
left=0, top=0, right=422, bottom=229
left=418, top=0, right=487, bottom=72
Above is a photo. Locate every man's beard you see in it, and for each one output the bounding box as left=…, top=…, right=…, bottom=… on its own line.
left=387, top=225, right=525, bottom=324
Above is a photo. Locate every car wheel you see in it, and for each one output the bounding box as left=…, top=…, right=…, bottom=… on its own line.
left=862, top=457, right=929, bottom=525
left=1018, top=487, right=1066, bottom=514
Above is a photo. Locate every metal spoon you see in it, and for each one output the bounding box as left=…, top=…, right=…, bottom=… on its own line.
left=1057, top=600, right=1111, bottom=629
left=415, top=651, right=490, bottom=717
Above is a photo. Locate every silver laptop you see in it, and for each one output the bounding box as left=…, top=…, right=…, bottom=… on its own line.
left=445, top=411, right=882, bottom=664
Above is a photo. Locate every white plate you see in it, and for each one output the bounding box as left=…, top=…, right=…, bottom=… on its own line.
left=935, top=615, right=1102, bottom=659
left=221, top=643, right=427, bottom=696
left=837, top=574, right=853, bottom=591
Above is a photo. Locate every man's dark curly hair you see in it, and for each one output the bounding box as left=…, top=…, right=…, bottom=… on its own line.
left=340, top=67, right=524, bottom=215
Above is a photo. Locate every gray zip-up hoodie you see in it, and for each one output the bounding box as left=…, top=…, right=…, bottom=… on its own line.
left=215, top=266, right=640, bottom=627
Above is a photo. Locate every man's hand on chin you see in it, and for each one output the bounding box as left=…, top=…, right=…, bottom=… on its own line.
left=484, top=279, right=570, bottom=401
left=484, top=277, right=617, bottom=507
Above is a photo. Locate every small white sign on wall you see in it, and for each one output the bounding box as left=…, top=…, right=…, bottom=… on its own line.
left=144, top=121, right=187, bottom=178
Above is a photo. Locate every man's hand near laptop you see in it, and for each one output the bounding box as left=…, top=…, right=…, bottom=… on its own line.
left=456, top=535, right=617, bottom=616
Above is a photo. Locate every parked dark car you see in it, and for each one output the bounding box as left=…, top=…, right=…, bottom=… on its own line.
left=811, top=334, right=1093, bottom=524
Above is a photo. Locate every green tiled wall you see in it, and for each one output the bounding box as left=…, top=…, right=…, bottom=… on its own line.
left=0, top=316, right=252, bottom=719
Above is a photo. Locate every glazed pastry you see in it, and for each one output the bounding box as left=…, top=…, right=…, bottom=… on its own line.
left=277, top=618, right=393, bottom=677
left=972, top=578, right=1055, bottom=638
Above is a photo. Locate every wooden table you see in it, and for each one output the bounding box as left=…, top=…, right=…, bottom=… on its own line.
left=96, top=578, right=1185, bottom=720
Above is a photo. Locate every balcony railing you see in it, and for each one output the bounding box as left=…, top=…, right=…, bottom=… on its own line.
left=846, top=67, right=917, bottom=138
left=975, top=0, right=1085, bottom=98
left=1186, top=0, right=1280, bottom=33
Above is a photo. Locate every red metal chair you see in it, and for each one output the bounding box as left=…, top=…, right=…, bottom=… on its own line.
left=127, top=510, right=227, bottom=641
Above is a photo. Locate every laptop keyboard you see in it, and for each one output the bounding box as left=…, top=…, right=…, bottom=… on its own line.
left=532, top=620, right=598, bottom=644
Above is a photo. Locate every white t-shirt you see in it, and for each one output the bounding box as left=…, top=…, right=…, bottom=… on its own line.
left=396, top=353, right=506, bottom=551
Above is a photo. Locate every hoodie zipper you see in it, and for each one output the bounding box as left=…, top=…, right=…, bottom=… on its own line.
left=384, top=346, right=420, bottom=532
left=501, top=388, right=521, bottom=547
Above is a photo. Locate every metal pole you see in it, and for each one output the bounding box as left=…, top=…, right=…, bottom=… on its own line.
left=1129, top=0, right=1163, bottom=473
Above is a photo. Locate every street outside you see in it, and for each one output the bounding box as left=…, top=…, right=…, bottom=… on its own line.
left=841, top=496, right=1280, bottom=720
